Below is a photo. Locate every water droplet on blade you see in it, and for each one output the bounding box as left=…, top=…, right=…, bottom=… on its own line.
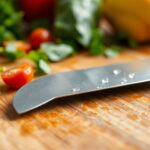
left=102, top=78, right=109, bottom=84
left=97, top=86, right=102, bottom=89
left=113, top=69, right=121, bottom=75
left=128, top=73, right=135, bottom=79
left=72, top=88, right=80, bottom=93
left=121, top=78, right=127, bottom=85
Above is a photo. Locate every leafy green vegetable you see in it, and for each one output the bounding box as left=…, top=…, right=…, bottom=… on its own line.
left=27, top=51, right=50, bottom=74
left=0, top=27, right=15, bottom=41
left=90, top=29, right=105, bottom=55
left=40, top=43, right=75, bottom=62
left=2, top=42, right=51, bottom=75
left=4, top=42, right=25, bottom=60
left=54, top=0, right=124, bottom=57
left=104, top=45, right=122, bottom=58
left=5, top=42, right=17, bottom=53
left=89, top=28, right=123, bottom=57
left=27, top=51, right=48, bottom=63
left=0, top=0, right=23, bottom=42
left=38, top=59, right=51, bottom=74
left=2, top=42, right=50, bottom=74
left=0, top=0, right=138, bottom=76
left=54, top=0, right=101, bottom=47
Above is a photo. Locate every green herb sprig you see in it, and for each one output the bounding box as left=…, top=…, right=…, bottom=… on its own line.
left=0, top=0, right=23, bottom=42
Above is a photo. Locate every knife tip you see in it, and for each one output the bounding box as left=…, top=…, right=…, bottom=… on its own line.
left=12, top=99, right=25, bottom=114
left=12, top=92, right=31, bottom=115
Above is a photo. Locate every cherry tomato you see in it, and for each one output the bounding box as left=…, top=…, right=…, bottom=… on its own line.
left=29, top=28, right=54, bottom=49
left=20, top=0, right=56, bottom=21
left=3, top=41, right=31, bottom=53
left=1, top=64, right=34, bottom=90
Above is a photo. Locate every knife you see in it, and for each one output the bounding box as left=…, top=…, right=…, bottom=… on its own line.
left=13, top=58, right=150, bottom=114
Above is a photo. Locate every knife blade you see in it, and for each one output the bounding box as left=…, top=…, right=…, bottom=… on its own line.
left=13, top=58, right=150, bottom=114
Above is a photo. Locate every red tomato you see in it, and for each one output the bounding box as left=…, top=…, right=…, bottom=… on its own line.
left=20, top=0, right=56, bottom=21
left=29, top=28, right=54, bottom=49
left=3, top=41, right=31, bottom=53
left=1, top=64, right=34, bottom=90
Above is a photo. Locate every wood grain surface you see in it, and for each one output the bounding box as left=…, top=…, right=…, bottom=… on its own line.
left=0, top=47, right=150, bottom=150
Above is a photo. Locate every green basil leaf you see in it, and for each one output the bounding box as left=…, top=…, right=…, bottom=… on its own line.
left=54, top=0, right=101, bottom=47
left=40, top=43, right=75, bottom=62
left=4, top=42, right=26, bottom=60
left=27, top=51, right=50, bottom=75
left=5, top=42, right=17, bottom=53
left=4, top=42, right=18, bottom=60
left=37, top=59, right=51, bottom=75
left=27, top=51, right=41, bottom=63
left=28, top=51, right=48, bottom=62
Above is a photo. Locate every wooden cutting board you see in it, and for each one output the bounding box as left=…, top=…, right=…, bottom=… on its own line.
left=0, top=47, right=150, bottom=150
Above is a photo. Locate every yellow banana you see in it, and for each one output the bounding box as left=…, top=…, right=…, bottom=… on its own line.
left=103, top=0, right=150, bottom=42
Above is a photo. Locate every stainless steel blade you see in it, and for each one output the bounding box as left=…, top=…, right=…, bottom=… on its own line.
left=13, top=58, right=150, bottom=114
